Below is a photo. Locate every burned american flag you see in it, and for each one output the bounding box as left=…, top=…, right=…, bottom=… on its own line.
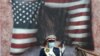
left=10, top=0, right=94, bottom=55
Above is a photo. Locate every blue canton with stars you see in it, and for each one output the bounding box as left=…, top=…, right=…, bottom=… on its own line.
left=12, top=0, right=43, bottom=29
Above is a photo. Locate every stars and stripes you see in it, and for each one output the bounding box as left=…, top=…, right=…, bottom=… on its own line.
left=12, top=1, right=40, bottom=26
left=10, top=0, right=42, bottom=54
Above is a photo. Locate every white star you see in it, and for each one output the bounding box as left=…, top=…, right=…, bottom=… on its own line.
left=35, top=2, right=38, bottom=4
left=30, top=20, right=32, bottom=23
left=29, top=2, right=32, bottom=4
left=32, top=12, right=34, bottom=14
left=13, top=3, right=15, bottom=5
left=19, top=19, right=22, bottom=21
left=16, top=11, right=19, bottom=13
left=23, top=20, right=26, bottom=23
left=19, top=13, right=22, bottom=16
left=26, top=7, right=29, bottom=10
left=26, top=3, right=29, bottom=6
left=19, top=8, right=22, bottom=11
left=29, top=9, right=32, bottom=12
left=38, top=6, right=40, bottom=9
left=14, top=8, right=16, bottom=10
left=16, top=22, right=19, bottom=24
left=22, top=5, right=25, bottom=8
left=23, top=15, right=26, bottom=18
left=14, top=19, right=17, bottom=21
left=33, top=18, right=35, bottom=21
left=32, top=3, right=34, bottom=5
left=26, top=17, right=29, bottom=20
left=22, top=2, right=25, bottom=4
left=35, top=5, right=38, bottom=7
left=14, top=13, right=16, bottom=15
left=26, top=12, right=29, bottom=15
left=35, top=15, right=38, bottom=18
left=42, top=1, right=44, bottom=3
left=16, top=1, right=18, bottom=3
left=29, top=15, right=32, bottom=17
left=17, top=16, right=19, bottom=19
left=29, top=5, right=32, bottom=7
left=38, top=3, right=41, bottom=5
left=22, top=10, right=25, bottom=13
left=12, top=15, right=14, bottom=18
left=32, top=7, right=34, bottom=9
left=19, top=3, right=22, bottom=5
left=35, top=22, right=37, bottom=24
left=16, top=6, right=18, bottom=8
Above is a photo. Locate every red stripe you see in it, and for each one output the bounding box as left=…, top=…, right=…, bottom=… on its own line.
left=11, top=42, right=37, bottom=48
left=69, top=21, right=88, bottom=25
left=45, top=0, right=79, bottom=3
left=69, top=12, right=89, bottom=18
left=12, top=34, right=36, bottom=39
left=71, top=38, right=86, bottom=42
left=10, top=52, right=23, bottom=55
left=65, top=29, right=87, bottom=33
left=68, top=4, right=88, bottom=10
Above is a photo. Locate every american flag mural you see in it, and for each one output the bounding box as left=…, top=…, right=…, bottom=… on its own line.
left=10, top=0, right=43, bottom=55
left=10, top=0, right=94, bottom=55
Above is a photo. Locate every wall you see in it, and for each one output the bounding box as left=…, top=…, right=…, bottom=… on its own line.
left=0, top=0, right=100, bottom=56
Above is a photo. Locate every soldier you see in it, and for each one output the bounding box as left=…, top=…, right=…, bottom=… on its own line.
left=39, top=35, right=60, bottom=56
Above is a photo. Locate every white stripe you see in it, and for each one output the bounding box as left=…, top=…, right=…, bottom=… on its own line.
left=11, top=38, right=37, bottom=44
left=67, top=33, right=88, bottom=38
left=68, top=25, right=87, bottom=30
left=68, top=8, right=89, bottom=14
left=10, top=48, right=29, bottom=53
left=72, top=42, right=86, bottom=45
left=13, top=28, right=38, bottom=34
left=70, top=16, right=89, bottom=22
left=45, top=0, right=89, bottom=8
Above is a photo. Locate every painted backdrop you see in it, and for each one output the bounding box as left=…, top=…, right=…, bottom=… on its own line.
left=0, top=0, right=100, bottom=56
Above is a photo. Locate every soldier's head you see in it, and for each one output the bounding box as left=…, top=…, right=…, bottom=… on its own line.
left=46, top=35, right=56, bottom=48
left=46, top=35, right=56, bottom=41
